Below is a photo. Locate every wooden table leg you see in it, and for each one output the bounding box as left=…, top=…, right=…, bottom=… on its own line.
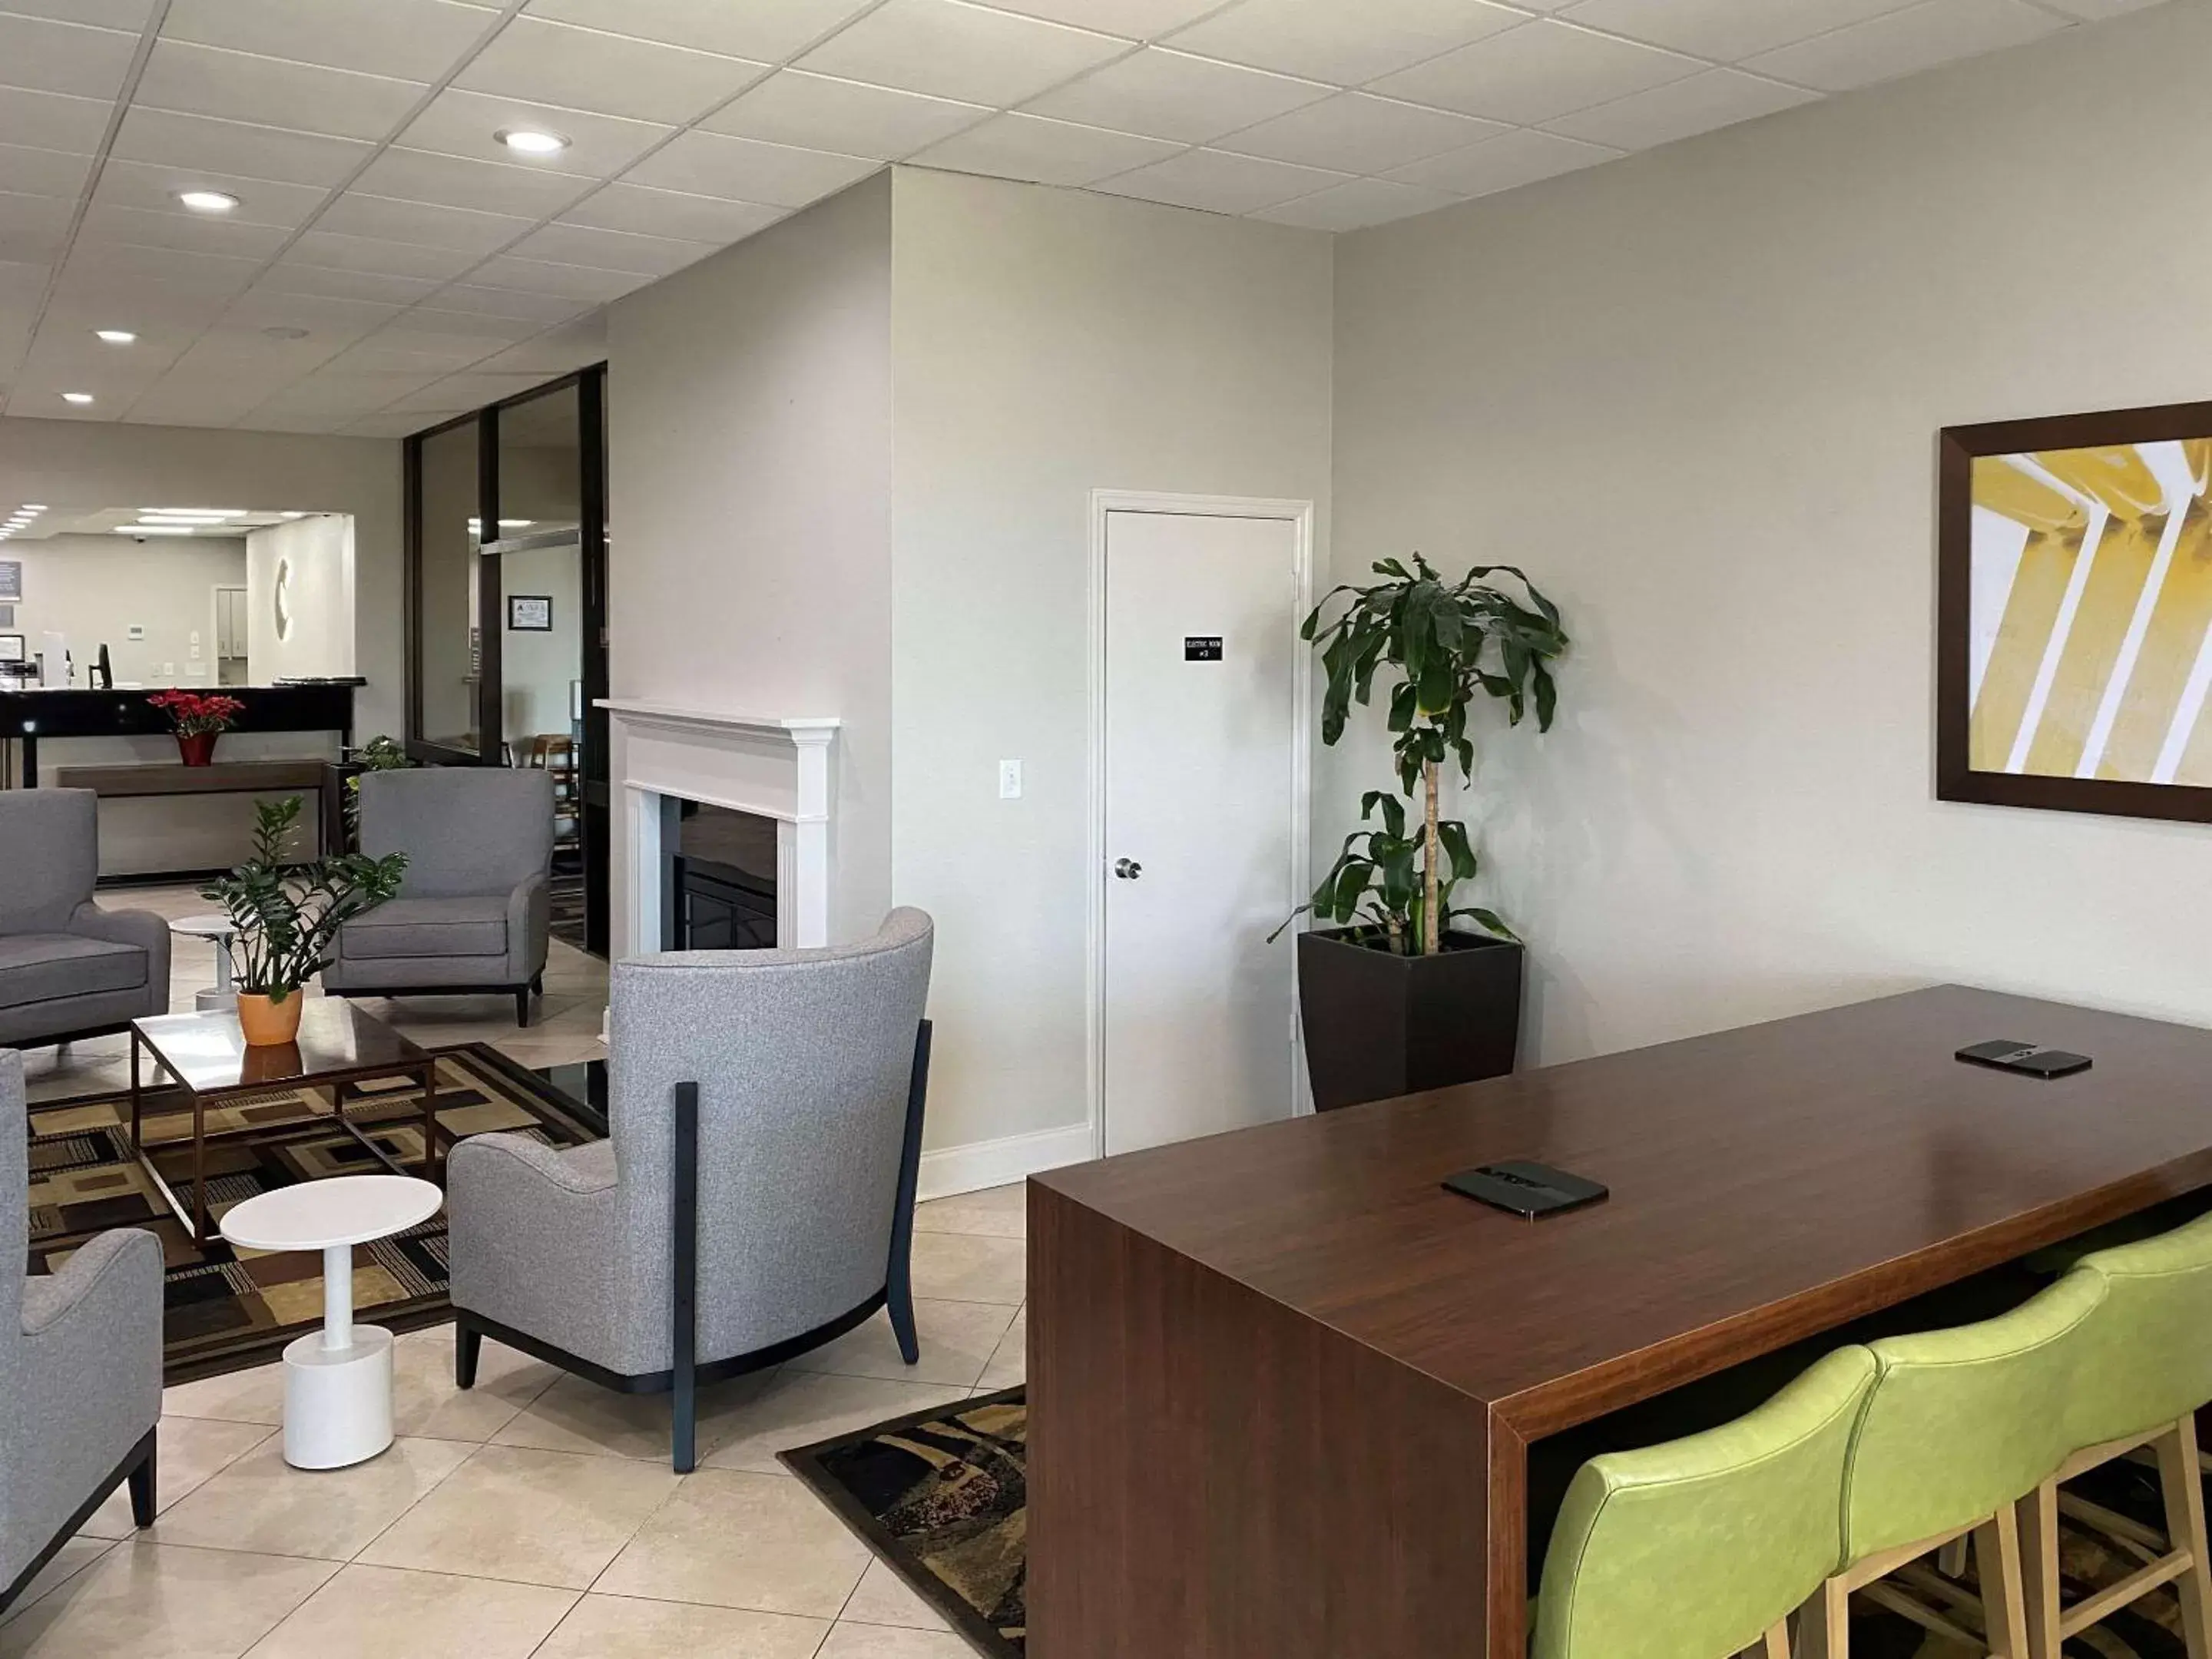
left=128, top=1026, right=142, bottom=1151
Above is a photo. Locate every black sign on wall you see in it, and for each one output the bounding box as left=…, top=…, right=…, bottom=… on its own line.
left=1184, top=636, right=1223, bottom=661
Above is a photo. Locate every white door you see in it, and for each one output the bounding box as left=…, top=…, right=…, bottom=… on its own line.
left=1102, top=507, right=1304, bottom=1157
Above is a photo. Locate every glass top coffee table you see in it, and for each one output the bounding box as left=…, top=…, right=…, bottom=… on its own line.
left=128, top=1002, right=445, bottom=1246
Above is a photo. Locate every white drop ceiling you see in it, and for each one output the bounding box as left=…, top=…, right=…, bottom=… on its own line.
left=0, top=0, right=2167, bottom=438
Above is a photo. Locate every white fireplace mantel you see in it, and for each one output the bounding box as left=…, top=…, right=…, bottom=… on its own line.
left=598, top=698, right=840, bottom=954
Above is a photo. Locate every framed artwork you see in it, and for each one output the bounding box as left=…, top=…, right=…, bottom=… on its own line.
left=1939, top=400, right=2212, bottom=824
left=508, top=594, right=552, bottom=631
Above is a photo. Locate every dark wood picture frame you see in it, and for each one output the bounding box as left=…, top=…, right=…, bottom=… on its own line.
left=1938, top=398, right=2212, bottom=826
left=508, top=594, right=553, bottom=631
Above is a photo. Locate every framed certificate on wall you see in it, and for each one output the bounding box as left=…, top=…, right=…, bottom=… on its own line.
left=508, top=594, right=553, bottom=631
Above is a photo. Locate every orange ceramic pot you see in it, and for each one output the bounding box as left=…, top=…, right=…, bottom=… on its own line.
left=236, top=991, right=304, bottom=1046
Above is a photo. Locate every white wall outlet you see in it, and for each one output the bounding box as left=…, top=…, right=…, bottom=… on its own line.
left=127, top=624, right=145, bottom=641
left=998, top=759, right=1022, bottom=800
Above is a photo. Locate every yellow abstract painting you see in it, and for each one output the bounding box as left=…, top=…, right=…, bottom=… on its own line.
left=1968, top=438, right=2212, bottom=785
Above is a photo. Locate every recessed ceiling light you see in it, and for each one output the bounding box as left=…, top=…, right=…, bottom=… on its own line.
left=22, top=505, right=45, bottom=512
left=495, top=127, right=569, bottom=157
left=280, top=512, right=306, bottom=520
left=94, top=329, right=137, bottom=345
left=144, top=508, right=244, bottom=519
left=61, top=392, right=93, bottom=405
left=177, top=189, right=240, bottom=214
left=116, top=525, right=196, bottom=536
left=262, top=326, right=310, bottom=341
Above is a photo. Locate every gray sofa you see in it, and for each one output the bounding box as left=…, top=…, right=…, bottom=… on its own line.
left=323, top=767, right=554, bottom=1026
left=0, top=790, right=171, bottom=1050
left=1, top=1050, right=163, bottom=1612
left=449, top=908, right=935, bottom=1470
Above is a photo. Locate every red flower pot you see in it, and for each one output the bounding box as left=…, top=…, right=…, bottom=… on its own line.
left=176, top=732, right=218, bottom=767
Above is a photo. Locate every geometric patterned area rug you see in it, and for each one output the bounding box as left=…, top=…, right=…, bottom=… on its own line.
left=783, top=1386, right=2208, bottom=1659
left=784, top=1387, right=1028, bottom=1659
left=25, top=1045, right=601, bottom=1386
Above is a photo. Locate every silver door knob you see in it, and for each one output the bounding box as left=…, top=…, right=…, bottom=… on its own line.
left=1114, top=858, right=1142, bottom=880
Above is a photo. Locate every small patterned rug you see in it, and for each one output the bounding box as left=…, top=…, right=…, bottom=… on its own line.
left=785, top=1389, right=1028, bottom=1658
left=786, top=1387, right=2207, bottom=1659
left=25, top=1045, right=601, bottom=1384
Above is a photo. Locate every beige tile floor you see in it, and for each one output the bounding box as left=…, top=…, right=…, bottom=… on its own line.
left=8, top=885, right=1028, bottom=1657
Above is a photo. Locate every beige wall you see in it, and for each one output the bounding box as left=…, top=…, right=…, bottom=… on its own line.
left=4, top=531, right=245, bottom=687
left=247, top=515, right=355, bottom=686
left=889, top=167, right=1334, bottom=1160
left=1332, top=2, right=2212, bottom=1068
left=607, top=171, right=896, bottom=945
left=0, top=418, right=402, bottom=736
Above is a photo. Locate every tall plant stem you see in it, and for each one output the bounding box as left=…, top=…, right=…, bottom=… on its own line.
left=1422, top=757, right=1442, bottom=956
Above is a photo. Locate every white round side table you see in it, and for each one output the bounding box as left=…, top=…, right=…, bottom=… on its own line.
left=171, top=913, right=239, bottom=1012
left=219, top=1175, right=445, bottom=1470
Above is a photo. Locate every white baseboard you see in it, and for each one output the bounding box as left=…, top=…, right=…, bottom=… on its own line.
left=918, top=1122, right=1094, bottom=1203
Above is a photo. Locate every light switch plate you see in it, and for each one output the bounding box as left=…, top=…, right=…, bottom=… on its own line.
left=998, top=760, right=1022, bottom=800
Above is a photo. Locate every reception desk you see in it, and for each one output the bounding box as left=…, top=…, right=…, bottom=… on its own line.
left=0, top=684, right=357, bottom=876
left=1028, top=985, right=2212, bottom=1657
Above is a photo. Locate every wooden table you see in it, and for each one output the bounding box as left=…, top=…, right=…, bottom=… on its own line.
left=1028, top=985, right=2212, bottom=1658
left=129, top=1002, right=442, bottom=1246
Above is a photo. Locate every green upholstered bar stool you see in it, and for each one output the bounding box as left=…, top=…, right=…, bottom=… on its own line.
left=2018, top=1211, right=2212, bottom=1659
left=1532, top=1346, right=1876, bottom=1659
left=1797, top=1270, right=2107, bottom=1659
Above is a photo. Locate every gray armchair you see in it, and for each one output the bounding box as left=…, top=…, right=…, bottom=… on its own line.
left=323, top=767, right=555, bottom=1026
left=449, top=909, right=935, bottom=1470
left=0, top=790, right=171, bottom=1050
left=2, top=1050, right=162, bottom=1613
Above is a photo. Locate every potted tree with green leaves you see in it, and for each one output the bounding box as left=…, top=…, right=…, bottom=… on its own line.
left=202, top=795, right=407, bottom=1045
left=1291, top=555, right=1567, bottom=1111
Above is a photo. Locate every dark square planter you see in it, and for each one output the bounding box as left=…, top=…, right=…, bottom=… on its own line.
left=1296, top=927, right=1524, bottom=1113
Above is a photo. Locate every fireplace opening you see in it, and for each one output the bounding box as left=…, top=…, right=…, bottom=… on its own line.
left=669, top=802, right=777, bottom=949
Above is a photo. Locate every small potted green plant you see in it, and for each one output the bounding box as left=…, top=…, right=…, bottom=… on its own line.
left=202, top=796, right=407, bottom=1045
left=1288, top=555, right=1567, bottom=1111
left=147, top=690, right=244, bottom=766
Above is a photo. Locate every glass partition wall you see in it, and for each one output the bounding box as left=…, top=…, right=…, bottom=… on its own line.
left=404, top=366, right=608, bottom=955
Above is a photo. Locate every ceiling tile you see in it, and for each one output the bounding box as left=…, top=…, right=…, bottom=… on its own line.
left=1373, top=20, right=1704, bottom=125
left=469, top=315, right=605, bottom=374
left=1024, top=48, right=1331, bottom=145
left=982, top=0, right=1229, bottom=35
left=909, top=110, right=1180, bottom=184
left=0, top=0, right=157, bottom=28
left=220, top=286, right=406, bottom=343
left=1386, top=126, right=1619, bottom=195
left=161, top=323, right=349, bottom=379
left=134, top=40, right=429, bottom=142
left=417, top=280, right=595, bottom=321
left=395, top=88, right=673, bottom=179
left=704, top=71, right=988, bottom=161
left=1561, top=0, right=1922, bottom=61
left=455, top=16, right=768, bottom=125
left=621, top=130, right=877, bottom=207
left=1214, top=91, right=1503, bottom=173
left=159, top=0, right=498, bottom=84
left=353, top=147, right=596, bottom=218
left=0, top=140, right=92, bottom=199
left=387, top=304, right=545, bottom=341
left=0, top=86, right=111, bottom=154
left=77, top=200, right=291, bottom=258
left=286, top=228, right=482, bottom=280
left=1250, top=175, right=1458, bottom=230
left=1743, top=0, right=2069, bottom=91
left=251, top=263, right=445, bottom=305
left=521, top=0, right=875, bottom=62
left=505, top=220, right=715, bottom=274
left=2035, top=0, right=2164, bottom=14
left=1165, top=0, right=1530, bottom=86
left=61, top=237, right=263, bottom=293
left=0, top=190, right=70, bottom=262
left=94, top=157, right=331, bottom=227
left=313, top=192, right=534, bottom=256
left=1095, top=146, right=1349, bottom=214
left=560, top=181, right=786, bottom=241
left=0, top=254, right=45, bottom=303
left=109, top=108, right=373, bottom=187
left=320, top=329, right=512, bottom=374
left=42, top=273, right=235, bottom=326
left=797, top=0, right=1128, bottom=108
left=391, top=369, right=563, bottom=411
left=465, top=253, right=654, bottom=300
left=1545, top=67, right=1816, bottom=148
left=248, top=369, right=441, bottom=416
left=0, top=15, right=136, bottom=101
left=129, top=372, right=303, bottom=426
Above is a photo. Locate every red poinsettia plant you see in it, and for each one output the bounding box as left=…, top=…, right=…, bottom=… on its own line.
left=147, top=689, right=245, bottom=737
